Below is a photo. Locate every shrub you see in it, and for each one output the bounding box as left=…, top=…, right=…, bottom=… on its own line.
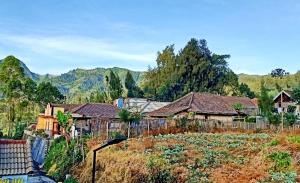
left=246, top=116, right=256, bottom=123
left=268, top=152, right=292, bottom=172
left=13, top=122, right=26, bottom=140
left=45, top=137, right=85, bottom=181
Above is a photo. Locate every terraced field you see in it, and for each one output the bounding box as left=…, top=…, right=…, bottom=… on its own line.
left=74, top=133, right=300, bottom=183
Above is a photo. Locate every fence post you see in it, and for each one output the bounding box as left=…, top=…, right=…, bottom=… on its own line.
left=106, top=121, right=109, bottom=139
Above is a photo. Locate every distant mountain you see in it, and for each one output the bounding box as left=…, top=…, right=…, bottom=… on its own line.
left=38, top=67, right=145, bottom=97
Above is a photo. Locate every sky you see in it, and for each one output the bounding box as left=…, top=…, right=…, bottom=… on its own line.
left=0, top=0, right=300, bottom=75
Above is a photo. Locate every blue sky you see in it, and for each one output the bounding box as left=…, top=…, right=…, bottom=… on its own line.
left=0, top=0, right=300, bottom=75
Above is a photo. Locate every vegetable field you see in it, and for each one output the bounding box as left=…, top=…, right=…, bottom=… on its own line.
left=73, top=133, right=300, bottom=183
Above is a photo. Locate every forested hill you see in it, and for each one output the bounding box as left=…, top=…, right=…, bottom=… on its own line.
left=239, top=72, right=300, bottom=96
left=2, top=57, right=300, bottom=100
left=0, top=58, right=144, bottom=102
left=38, top=67, right=144, bottom=99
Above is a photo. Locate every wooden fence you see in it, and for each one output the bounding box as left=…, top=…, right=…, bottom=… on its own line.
left=83, top=118, right=300, bottom=139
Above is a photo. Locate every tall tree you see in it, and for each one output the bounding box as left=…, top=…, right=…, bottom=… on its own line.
left=0, top=56, right=28, bottom=136
left=143, top=38, right=238, bottom=101
left=36, top=82, right=64, bottom=108
left=125, top=71, right=143, bottom=98
left=258, top=80, right=274, bottom=117
left=105, top=70, right=123, bottom=101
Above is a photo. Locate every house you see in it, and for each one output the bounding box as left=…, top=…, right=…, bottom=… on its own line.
left=36, top=103, right=119, bottom=137
left=0, top=139, right=55, bottom=183
left=148, top=92, right=258, bottom=123
left=273, top=90, right=299, bottom=115
left=115, top=98, right=170, bottom=115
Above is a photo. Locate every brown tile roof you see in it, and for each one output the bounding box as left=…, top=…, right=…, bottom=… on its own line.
left=71, top=103, right=119, bottom=118
left=0, top=139, right=34, bottom=176
left=50, top=103, right=82, bottom=112
left=149, top=92, right=257, bottom=117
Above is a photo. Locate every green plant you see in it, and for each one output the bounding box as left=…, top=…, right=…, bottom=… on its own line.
left=268, top=139, right=280, bottom=146
left=175, top=116, right=188, bottom=129
left=287, top=136, right=300, bottom=144
left=45, top=137, right=85, bottom=182
left=13, top=122, right=26, bottom=140
left=268, top=152, right=292, bottom=172
left=64, top=176, right=78, bottom=183
left=57, top=111, right=72, bottom=148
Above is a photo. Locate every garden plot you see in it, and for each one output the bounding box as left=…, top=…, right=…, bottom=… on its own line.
left=74, top=133, right=300, bottom=183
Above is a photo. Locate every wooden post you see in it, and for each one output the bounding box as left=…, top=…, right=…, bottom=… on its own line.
left=106, top=121, right=109, bottom=140
left=147, top=119, right=150, bottom=135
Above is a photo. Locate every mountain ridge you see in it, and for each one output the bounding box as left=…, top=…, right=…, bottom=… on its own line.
left=2, top=57, right=300, bottom=100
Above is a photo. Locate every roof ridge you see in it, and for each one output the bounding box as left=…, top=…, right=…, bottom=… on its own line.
left=188, top=92, right=194, bottom=108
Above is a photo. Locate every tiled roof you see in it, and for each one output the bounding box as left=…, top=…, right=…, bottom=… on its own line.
left=149, top=92, right=257, bottom=117
left=0, top=139, right=34, bottom=176
left=50, top=103, right=82, bottom=112
left=72, top=103, right=119, bottom=118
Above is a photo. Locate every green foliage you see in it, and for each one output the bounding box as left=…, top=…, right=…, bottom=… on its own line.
left=258, top=80, right=275, bottom=118
left=292, top=87, right=300, bottom=104
left=245, top=116, right=256, bottom=123
left=268, top=139, right=280, bottom=146
left=268, top=152, right=292, bottom=172
left=118, top=109, right=141, bottom=138
left=13, top=122, right=26, bottom=140
left=267, top=113, right=281, bottom=125
left=57, top=111, right=72, bottom=131
left=287, top=105, right=297, bottom=113
left=64, top=176, right=78, bottom=183
left=287, top=136, right=300, bottom=144
left=105, top=70, right=123, bottom=101
left=238, top=72, right=300, bottom=96
left=45, top=137, right=84, bottom=182
left=125, top=71, right=143, bottom=98
left=0, top=56, right=39, bottom=136
left=143, top=38, right=239, bottom=101
left=284, top=113, right=297, bottom=126
left=271, top=68, right=289, bottom=78
left=88, top=91, right=107, bottom=103
left=268, top=171, right=297, bottom=183
left=36, top=82, right=64, bottom=107
left=175, top=116, right=189, bottom=129
left=232, top=102, right=244, bottom=111
left=238, top=83, right=255, bottom=99
left=147, top=156, right=174, bottom=183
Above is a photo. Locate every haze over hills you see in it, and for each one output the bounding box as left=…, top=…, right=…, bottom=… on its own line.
left=2, top=58, right=300, bottom=99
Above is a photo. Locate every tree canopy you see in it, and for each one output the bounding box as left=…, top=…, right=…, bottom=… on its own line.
left=142, top=38, right=239, bottom=101
left=125, top=71, right=143, bottom=98
left=36, top=82, right=64, bottom=107
left=105, top=70, right=123, bottom=101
